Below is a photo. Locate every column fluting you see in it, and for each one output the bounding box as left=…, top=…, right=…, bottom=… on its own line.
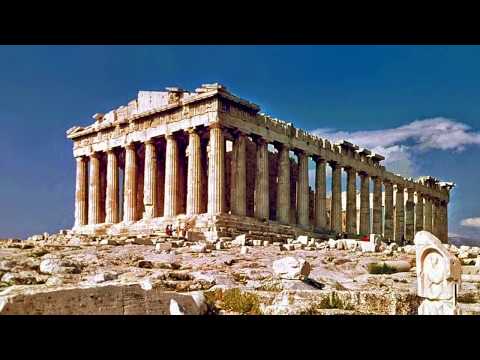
left=330, top=162, right=342, bottom=233
left=254, top=137, right=269, bottom=220
left=394, top=184, right=405, bottom=244
left=384, top=180, right=394, bottom=242
left=105, top=149, right=119, bottom=224
left=88, top=152, right=102, bottom=225
left=405, top=188, right=415, bottom=242
left=372, top=176, right=383, bottom=235
left=276, top=144, right=290, bottom=224
left=208, top=124, right=225, bottom=215
left=186, top=129, right=203, bottom=216
left=415, top=192, right=424, bottom=234
left=346, top=167, right=357, bottom=235
left=123, top=143, right=137, bottom=222
left=143, top=139, right=158, bottom=219
left=230, top=132, right=247, bottom=216
left=74, top=156, right=88, bottom=227
left=297, top=150, right=309, bottom=227
left=359, top=172, right=370, bottom=235
left=314, top=157, right=327, bottom=230
left=164, top=134, right=179, bottom=217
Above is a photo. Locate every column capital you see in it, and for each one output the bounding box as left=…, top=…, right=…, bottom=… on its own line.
left=251, top=134, right=268, bottom=146
left=106, top=146, right=118, bottom=154
left=273, top=141, right=289, bottom=152
left=144, top=138, right=156, bottom=145
left=75, top=155, right=87, bottom=162
left=328, top=160, right=340, bottom=168
left=208, top=123, right=223, bottom=130
left=311, top=155, right=326, bottom=164
left=230, top=128, right=247, bottom=139
left=89, top=151, right=100, bottom=159
left=186, top=127, right=198, bottom=135
left=125, top=142, right=136, bottom=150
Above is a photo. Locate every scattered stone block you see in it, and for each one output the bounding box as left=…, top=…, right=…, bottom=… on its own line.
left=134, top=238, right=154, bottom=245
left=360, top=241, right=375, bottom=253
left=345, top=239, right=359, bottom=251
left=190, top=244, right=207, bottom=253
left=155, top=242, right=172, bottom=253
left=137, top=260, right=153, bottom=269
left=99, top=239, right=117, bottom=246
left=240, top=246, right=249, bottom=255
left=171, top=240, right=185, bottom=248
left=232, top=234, right=247, bottom=246
left=327, top=239, right=337, bottom=249
left=296, top=235, right=309, bottom=245
left=272, top=257, right=311, bottom=280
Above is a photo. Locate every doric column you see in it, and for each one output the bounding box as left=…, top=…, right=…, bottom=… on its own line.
left=415, top=192, right=424, bottom=234
left=208, top=124, right=225, bottom=215
left=105, top=149, right=119, bottom=224
left=432, top=198, right=439, bottom=238
left=164, top=134, right=179, bottom=217
left=88, top=152, right=102, bottom=225
left=372, top=176, right=383, bottom=235
left=297, top=150, right=309, bottom=227
left=230, top=132, right=247, bottom=216
left=424, top=196, right=433, bottom=232
left=405, top=188, right=415, bottom=242
left=330, top=162, right=342, bottom=233
left=345, top=167, right=357, bottom=235
left=74, top=156, right=88, bottom=227
left=359, top=172, right=370, bottom=235
left=276, top=143, right=290, bottom=224
left=123, top=143, right=137, bottom=222
left=394, top=184, right=405, bottom=243
left=442, top=201, right=449, bottom=243
left=143, top=139, right=158, bottom=219
left=314, top=157, right=327, bottom=230
left=186, top=129, right=203, bottom=216
left=254, top=137, right=269, bottom=220
left=384, top=180, right=394, bottom=241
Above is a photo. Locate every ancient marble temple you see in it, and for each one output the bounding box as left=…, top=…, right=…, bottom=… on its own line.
left=67, top=83, right=454, bottom=243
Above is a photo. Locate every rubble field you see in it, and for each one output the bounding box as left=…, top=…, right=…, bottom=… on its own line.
left=1, top=232, right=479, bottom=315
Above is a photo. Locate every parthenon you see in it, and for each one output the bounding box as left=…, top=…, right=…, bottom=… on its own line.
left=67, top=83, right=454, bottom=243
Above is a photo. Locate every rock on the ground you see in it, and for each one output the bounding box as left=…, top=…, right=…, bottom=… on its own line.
left=169, top=299, right=185, bottom=315
left=240, top=246, right=249, bottom=255
left=232, top=234, right=247, bottom=246
left=155, top=242, right=172, bottom=253
left=39, top=258, right=80, bottom=275
left=360, top=241, right=376, bottom=253
left=296, top=236, right=309, bottom=245
left=272, top=257, right=311, bottom=280
left=190, top=244, right=207, bottom=253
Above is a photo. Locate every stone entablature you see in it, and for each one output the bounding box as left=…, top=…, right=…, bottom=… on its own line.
left=68, top=83, right=453, bottom=243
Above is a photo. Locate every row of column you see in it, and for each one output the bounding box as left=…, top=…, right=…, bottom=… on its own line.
left=327, top=164, right=448, bottom=242
left=74, top=125, right=448, bottom=242
left=75, top=125, right=224, bottom=227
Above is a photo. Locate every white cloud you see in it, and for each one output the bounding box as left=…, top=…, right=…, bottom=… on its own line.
left=312, top=117, right=480, bottom=177
left=461, top=217, right=480, bottom=228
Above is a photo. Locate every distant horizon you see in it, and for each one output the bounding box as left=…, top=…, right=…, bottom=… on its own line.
left=0, top=46, right=479, bottom=240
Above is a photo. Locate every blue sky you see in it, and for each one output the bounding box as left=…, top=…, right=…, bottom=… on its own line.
left=0, top=45, right=479, bottom=239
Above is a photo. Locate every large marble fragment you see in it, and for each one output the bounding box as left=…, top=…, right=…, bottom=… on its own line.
left=414, top=231, right=461, bottom=315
